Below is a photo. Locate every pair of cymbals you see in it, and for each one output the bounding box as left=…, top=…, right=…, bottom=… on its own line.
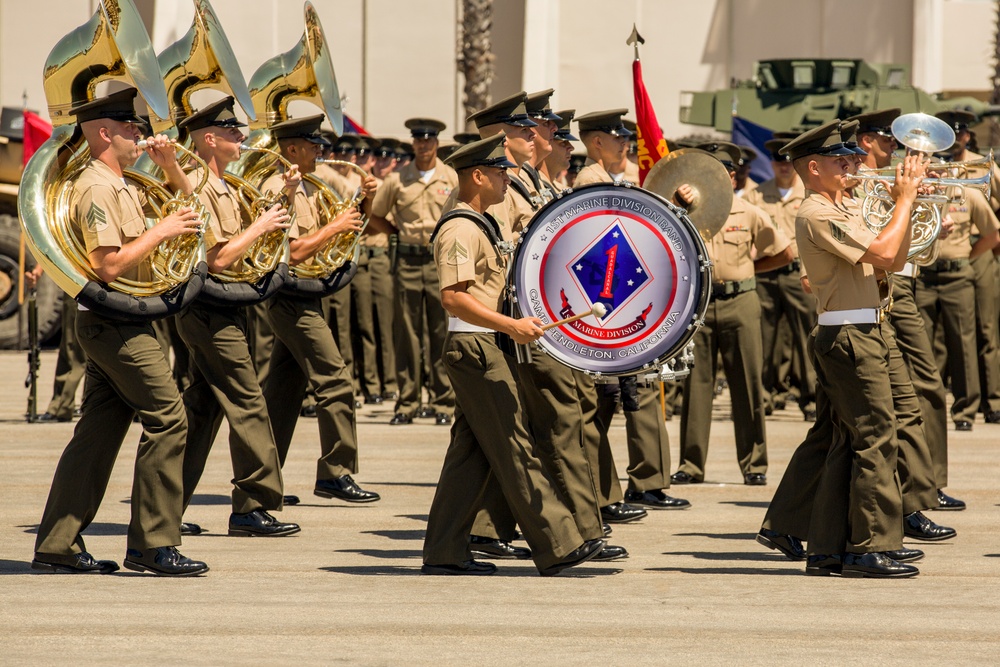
left=643, top=148, right=733, bottom=241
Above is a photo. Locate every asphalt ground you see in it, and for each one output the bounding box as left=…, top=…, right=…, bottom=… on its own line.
left=1, top=349, right=998, bottom=665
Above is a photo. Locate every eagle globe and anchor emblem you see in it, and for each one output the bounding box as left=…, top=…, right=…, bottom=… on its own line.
left=512, top=183, right=711, bottom=377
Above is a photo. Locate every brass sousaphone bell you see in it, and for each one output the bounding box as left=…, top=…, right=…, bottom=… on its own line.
left=642, top=148, right=734, bottom=242
left=19, top=0, right=208, bottom=320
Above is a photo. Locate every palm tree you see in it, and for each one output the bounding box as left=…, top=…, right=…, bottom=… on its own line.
left=458, top=0, right=494, bottom=128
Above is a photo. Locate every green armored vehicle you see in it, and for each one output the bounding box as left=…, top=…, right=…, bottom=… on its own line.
left=680, top=58, right=1000, bottom=134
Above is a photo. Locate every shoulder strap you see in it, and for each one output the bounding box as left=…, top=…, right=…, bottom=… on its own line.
left=430, top=208, right=503, bottom=251
left=507, top=173, right=539, bottom=211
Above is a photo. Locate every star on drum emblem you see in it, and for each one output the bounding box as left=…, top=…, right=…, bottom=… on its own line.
left=566, top=218, right=652, bottom=321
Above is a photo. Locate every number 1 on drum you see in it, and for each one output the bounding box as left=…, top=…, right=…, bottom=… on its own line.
left=601, top=245, right=618, bottom=299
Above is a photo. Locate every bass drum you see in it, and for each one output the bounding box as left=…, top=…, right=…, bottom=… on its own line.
left=511, top=182, right=711, bottom=378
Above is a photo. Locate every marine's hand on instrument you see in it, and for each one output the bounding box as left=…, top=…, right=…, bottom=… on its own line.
left=889, top=154, right=925, bottom=204
left=252, top=203, right=292, bottom=235
left=508, top=316, right=544, bottom=344
left=325, top=208, right=363, bottom=237
left=673, top=184, right=695, bottom=207
left=156, top=206, right=202, bottom=240
left=361, top=174, right=378, bottom=200
left=282, top=165, right=302, bottom=194
left=23, top=264, right=43, bottom=290
left=939, top=213, right=955, bottom=240
left=143, top=135, right=180, bottom=168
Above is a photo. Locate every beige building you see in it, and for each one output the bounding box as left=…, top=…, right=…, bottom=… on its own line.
left=0, top=0, right=996, bottom=140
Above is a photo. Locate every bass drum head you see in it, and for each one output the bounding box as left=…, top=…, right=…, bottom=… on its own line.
left=513, top=183, right=709, bottom=377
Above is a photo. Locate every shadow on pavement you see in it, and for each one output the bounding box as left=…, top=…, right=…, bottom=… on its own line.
left=661, top=550, right=790, bottom=562
left=646, top=566, right=801, bottom=576
left=336, top=548, right=422, bottom=559
left=19, top=522, right=127, bottom=536
left=361, top=529, right=425, bottom=541
left=319, top=565, right=621, bottom=578
left=397, top=514, right=429, bottom=523
left=674, top=532, right=757, bottom=540
left=718, top=501, right=770, bottom=509
left=187, top=494, right=231, bottom=506
left=0, top=559, right=33, bottom=575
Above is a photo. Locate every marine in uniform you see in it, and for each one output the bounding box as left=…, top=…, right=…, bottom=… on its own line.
left=421, top=133, right=605, bottom=576
left=37, top=294, right=87, bottom=422
left=671, top=142, right=793, bottom=486
left=745, top=137, right=818, bottom=421
left=32, top=89, right=208, bottom=576
left=259, top=114, right=381, bottom=505
left=734, top=145, right=759, bottom=198
left=369, top=118, right=457, bottom=425
left=852, top=108, right=965, bottom=510
left=571, top=109, right=688, bottom=514
left=542, top=109, right=576, bottom=190
left=173, top=97, right=300, bottom=538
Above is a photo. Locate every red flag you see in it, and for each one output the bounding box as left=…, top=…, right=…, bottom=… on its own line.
left=23, top=111, right=53, bottom=167
left=631, top=58, right=668, bottom=186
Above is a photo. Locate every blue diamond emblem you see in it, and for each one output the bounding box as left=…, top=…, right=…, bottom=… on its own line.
left=567, top=220, right=651, bottom=320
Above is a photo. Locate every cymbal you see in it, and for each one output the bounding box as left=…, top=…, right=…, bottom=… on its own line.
left=643, top=148, right=733, bottom=240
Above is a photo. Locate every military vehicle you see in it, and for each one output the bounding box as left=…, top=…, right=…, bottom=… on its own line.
left=680, top=58, right=1000, bottom=135
left=0, top=108, right=61, bottom=350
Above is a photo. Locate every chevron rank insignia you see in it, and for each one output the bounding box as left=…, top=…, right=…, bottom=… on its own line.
left=86, top=202, right=108, bottom=232
left=829, top=220, right=849, bottom=244
left=447, top=239, right=469, bottom=265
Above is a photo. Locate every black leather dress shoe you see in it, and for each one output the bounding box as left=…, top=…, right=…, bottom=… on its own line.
left=985, top=410, right=1000, bottom=424
left=283, top=495, right=300, bottom=506
left=228, top=510, right=301, bottom=537
left=180, top=522, right=203, bottom=536
left=670, top=470, right=701, bottom=485
left=36, top=412, right=70, bottom=423
left=756, top=529, right=806, bottom=561
left=744, top=473, right=767, bottom=486
left=31, top=551, right=119, bottom=574
left=885, top=548, right=924, bottom=563
left=954, top=420, right=973, bottom=431
left=904, top=511, right=956, bottom=541
left=592, top=544, right=628, bottom=562
left=434, top=412, right=452, bottom=426
left=841, top=552, right=919, bottom=578
left=602, top=523, right=612, bottom=537
left=805, top=554, right=842, bottom=576
left=382, top=390, right=399, bottom=401
left=417, top=406, right=436, bottom=419
left=354, top=399, right=363, bottom=409
left=600, top=502, right=647, bottom=524
left=802, top=409, right=817, bottom=422
left=539, top=539, right=605, bottom=576
left=364, top=395, right=383, bottom=405
left=624, top=489, right=691, bottom=510
left=314, top=475, right=381, bottom=503
left=933, top=489, right=966, bottom=511
left=123, top=546, right=209, bottom=576
left=422, top=560, right=497, bottom=575
left=300, top=405, right=317, bottom=418
left=470, top=535, right=532, bottom=560
left=389, top=412, right=413, bottom=426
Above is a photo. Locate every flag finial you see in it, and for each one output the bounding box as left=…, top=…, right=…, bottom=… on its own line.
left=626, top=25, right=644, bottom=61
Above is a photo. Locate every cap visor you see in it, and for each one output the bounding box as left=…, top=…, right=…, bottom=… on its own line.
left=508, top=118, right=538, bottom=127
left=556, top=132, right=579, bottom=142
left=496, top=157, right=517, bottom=169
left=822, top=146, right=856, bottom=157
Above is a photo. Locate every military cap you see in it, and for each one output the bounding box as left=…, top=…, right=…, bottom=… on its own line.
left=444, top=133, right=517, bottom=171
left=354, top=134, right=378, bottom=155
left=667, top=138, right=697, bottom=152
left=331, top=134, right=363, bottom=154
left=553, top=109, right=578, bottom=141
left=70, top=87, right=144, bottom=124
left=576, top=109, right=633, bottom=137
left=739, top=145, right=759, bottom=163
left=525, top=89, right=561, bottom=122
left=695, top=141, right=743, bottom=169
left=396, top=141, right=415, bottom=160
left=178, top=96, right=246, bottom=132
left=839, top=120, right=868, bottom=155
left=453, top=132, right=481, bottom=145
left=779, top=120, right=856, bottom=160
left=468, top=91, right=538, bottom=129
left=271, top=114, right=329, bottom=144
left=764, top=138, right=792, bottom=162
left=622, top=119, right=637, bottom=135
left=847, top=108, right=900, bottom=135
left=374, top=137, right=399, bottom=158
left=568, top=153, right=588, bottom=173
left=772, top=131, right=800, bottom=141
left=935, top=109, right=976, bottom=131
left=405, top=118, right=446, bottom=139
left=436, top=143, right=459, bottom=161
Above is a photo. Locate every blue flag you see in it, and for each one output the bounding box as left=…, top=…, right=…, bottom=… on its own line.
left=732, top=116, right=774, bottom=185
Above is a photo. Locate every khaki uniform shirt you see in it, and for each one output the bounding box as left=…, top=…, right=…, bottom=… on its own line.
left=371, top=158, right=457, bottom=245
left=440, top=170, right=527, bottom=243
left=796, top=191, right=880, bottom=314
left=314, top=162, right=355, bottom=201
left=745, top=177, right=805, bottom=258
left=708, top=197, right=790, bottom=282
left=574, top=162, right=621, bottom=187
left=189, top=166, right=241, bottom=251
left=735, top=179, right=758, bottom=199
left=961, top=150, right=1000, bottom=212
left=360, top=174, right=388, bottom=249
left=433, top=201, right=507, bottom=313
left=261, top=170, right=323, bottom=268
left=939, top=187, right=1000, bottom=260
left=73, top=159, right=153, bottom=283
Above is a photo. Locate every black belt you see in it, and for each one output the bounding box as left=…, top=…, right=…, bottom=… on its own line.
left=361, top=246, right=387, bottom=258
left=711, top=278, right=756, bottom=299
left=396, top=243, right=432, bottom=257
left=923, top=258, right=970, bottom=273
